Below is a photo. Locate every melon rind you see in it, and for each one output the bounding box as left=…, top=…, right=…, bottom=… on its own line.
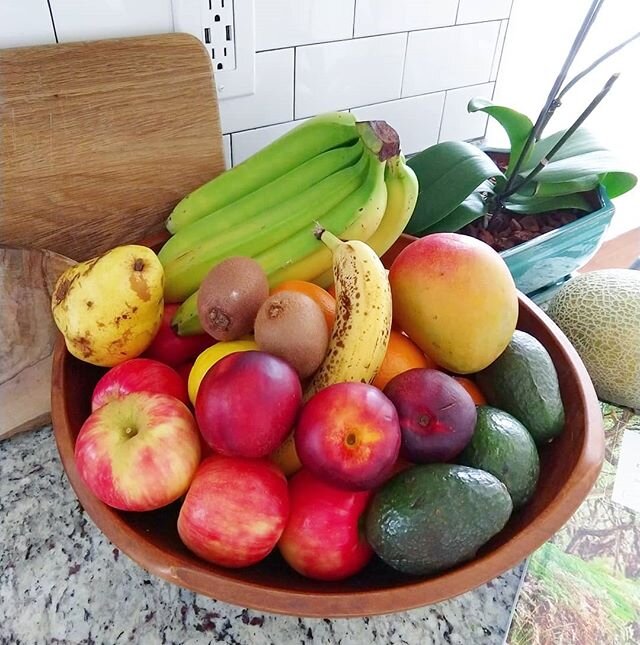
left=546, top=269, right=640, bottom=410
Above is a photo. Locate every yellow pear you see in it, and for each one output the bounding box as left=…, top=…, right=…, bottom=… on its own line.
left=51, top=245, right=164, bottom=366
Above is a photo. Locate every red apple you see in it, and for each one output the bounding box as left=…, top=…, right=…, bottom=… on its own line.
left=383, top=368, right=477, bottom=463
left=195, top=351, right=302, bottom=458
left=91, top=358, right=189, bottom=411
left=278, top=469, right=373, bottom=581
left=75, top=392, right=201, bottom=511
left=143, top=303, right=214, bottom=367
left=177, top=455, right=289, bottom=568
left=295, top=382, right=401, bottom=490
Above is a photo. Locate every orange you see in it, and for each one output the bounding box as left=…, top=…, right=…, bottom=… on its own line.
left=372, top=330, right=438, bottom=390
left=271, top=280, right=336, bottom=332
left=453, top=376, right=487, bottom=405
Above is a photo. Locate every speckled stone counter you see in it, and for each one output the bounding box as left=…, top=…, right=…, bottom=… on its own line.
left=1, top=427, right=525, bottom=644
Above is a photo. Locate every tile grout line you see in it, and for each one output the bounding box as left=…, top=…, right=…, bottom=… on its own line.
left=352, top=0, right=357, bottom=38
left=254, top=17, right=508, bottom=54
left=229, top=81, right=495, bottom=137
left=436, top=91, right=448, bottom=143
left=292, top=46, right=297, bottom=121
left=398, top=31, right=410, bottom=100
left=455, top=0, right=461, bottom=25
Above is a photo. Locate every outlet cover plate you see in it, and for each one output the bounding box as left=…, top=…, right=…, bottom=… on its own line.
left=172, top=0, right=255, bottom=99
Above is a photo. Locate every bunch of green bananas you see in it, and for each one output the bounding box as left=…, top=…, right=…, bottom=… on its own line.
left=159, top=111, right=418, bottom=335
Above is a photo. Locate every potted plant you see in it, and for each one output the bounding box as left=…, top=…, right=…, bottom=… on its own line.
left=405, top=0, right=638, bottom=299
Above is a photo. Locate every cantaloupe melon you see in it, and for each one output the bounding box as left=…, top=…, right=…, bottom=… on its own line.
left=546, top=269, right=640, bottom=410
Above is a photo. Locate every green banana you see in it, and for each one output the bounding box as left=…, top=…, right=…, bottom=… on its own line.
left=312, top=154, right=418, bottom=288
left=163, top=149, right=370, bottom=302
left=171, top=150, right=387, bottom=335
left=167, top=112, right=359, bottom=233
left=158, top=139, right=364, bottom=268
left=263, top=152, right=387, bottom=285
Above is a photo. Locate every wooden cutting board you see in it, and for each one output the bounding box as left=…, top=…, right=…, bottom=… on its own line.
left=0, top=34, right=225, bottom=261
left=0, top=247, right=75, bottom=439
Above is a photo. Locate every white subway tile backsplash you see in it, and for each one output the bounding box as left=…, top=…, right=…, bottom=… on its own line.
left=231, top=120, right=304, bottom=165
left=457, top=0, right=512, bottom=24
left=223, top=135, right=232, bottom=169
left=0, top=0, right=55, bottom=48
left=219, top=49, right=294, bottom=134
left=3, top=0, right=515, bottom=168
left=255, top=0, right=355, bottom=51
left=295, top=34, right=406, bottom=119
left=351, top=93, right=445, bottom=156
left=490, top=20, right=509, bottom=82
left=439, top=82, right=495, bottom=142
left=354, top=0, right=458, bottom=38
left=50, top=0, right=173, bottom=42
left=402, top=22, right=501, bottom=97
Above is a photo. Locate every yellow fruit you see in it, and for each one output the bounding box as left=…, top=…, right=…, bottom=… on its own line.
left=546, top=269, right=640, bottom=409
left=188, top=338, right=258, bottom=404
left=269, top=433, right=301, bottom=477
left=51, top=245, right=164, bottom=367
left=389, top=233, right=518, bottom=374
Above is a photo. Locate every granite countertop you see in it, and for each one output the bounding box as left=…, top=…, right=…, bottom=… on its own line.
left=1, top=427, right=525, bottom=644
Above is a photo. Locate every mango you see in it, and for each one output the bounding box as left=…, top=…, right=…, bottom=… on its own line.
left=388, top=233, right=518, bottom=374
left=51, top=245, right=164, bottom=366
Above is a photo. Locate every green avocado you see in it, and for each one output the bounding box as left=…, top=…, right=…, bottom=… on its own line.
left=458, top=406, right=539, bottom=509
left=476, top=330, right=565, bottom=445
left=365, top=464, right=513, bottom=576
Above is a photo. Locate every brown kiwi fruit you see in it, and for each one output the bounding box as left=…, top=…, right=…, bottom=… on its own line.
left=197, top=256, right=269, bottom=341
left=254, top=291, right=329, bottom=378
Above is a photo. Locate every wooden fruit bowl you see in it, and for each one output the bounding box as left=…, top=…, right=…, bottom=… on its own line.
left=50, top=235, right=604, bottom=617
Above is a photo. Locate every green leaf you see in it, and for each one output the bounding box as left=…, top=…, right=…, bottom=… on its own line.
left=521, top=128, right=606, bottom=170
left=518, top=128, right=637, bottom=199
left=533, top=175, right=600, bottom=197
left=601, top=171, right=638, bottom=199
left=406, top=141, right=503, bottom=235
left=421, top=184, right=491, bottom=234
left=468, top=98, right=533, bottom=176
left=504, top=192, right=593, bottom=214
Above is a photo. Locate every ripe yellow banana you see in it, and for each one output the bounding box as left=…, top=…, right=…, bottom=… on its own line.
left=167, top=112, right=359, bottom=233
left=304, top=229, right=393, bottom=399
left=311, top=154, right=418, bottom=288
left=270, top=229, right=393, bottom=476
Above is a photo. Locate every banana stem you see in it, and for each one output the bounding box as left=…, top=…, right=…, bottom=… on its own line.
left=314, top=226, right=342, bottom=252
left=356, top=121, right=400, bottom=161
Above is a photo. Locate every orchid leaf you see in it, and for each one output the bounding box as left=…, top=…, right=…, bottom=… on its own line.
left=422, top=182, right=492, bottom=234
left=517, top=128, right=637, bottom=199
left=406, top=142, right=503, bottom=235
left=468, top=98, right=533, bottom=176
left=504, top=192, right=593, bottom=214
left=533, top=175, right=600, bottom=197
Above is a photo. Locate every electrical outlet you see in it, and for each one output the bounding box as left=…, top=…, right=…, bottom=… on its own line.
left=172, top=0, right=255, bottom=99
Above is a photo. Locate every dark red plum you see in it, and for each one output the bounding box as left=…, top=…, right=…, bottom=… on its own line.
left=383, top=369, right=476, bottom=463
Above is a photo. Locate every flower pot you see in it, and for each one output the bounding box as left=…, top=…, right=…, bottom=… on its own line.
left=499, top=185, right=614, bottom=299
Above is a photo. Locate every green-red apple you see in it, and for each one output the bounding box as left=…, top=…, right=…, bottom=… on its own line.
left=75, top=392, right=201, bottom=511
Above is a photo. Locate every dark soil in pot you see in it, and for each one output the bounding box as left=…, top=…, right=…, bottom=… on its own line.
left=459, top=151, right=601, bottom=253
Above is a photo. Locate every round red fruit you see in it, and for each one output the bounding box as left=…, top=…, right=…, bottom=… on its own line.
left=383, top=368, right=477, bottom=463
left=177, top=455, right=289, bottom=568
left=278, top=469, right=373, bottom=581
left=295, top=382, right=401, bottom=490
left=91, top=358, right=189, bottom=411
left=195, top=351, right=302, bottom=458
